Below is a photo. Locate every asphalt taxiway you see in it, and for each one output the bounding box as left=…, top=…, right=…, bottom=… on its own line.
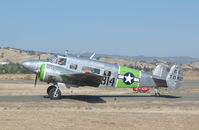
left=0, top=80, right=198, bottom=103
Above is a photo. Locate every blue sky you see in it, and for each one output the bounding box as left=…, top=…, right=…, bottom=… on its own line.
left=0, top=0, right=198, bottom=57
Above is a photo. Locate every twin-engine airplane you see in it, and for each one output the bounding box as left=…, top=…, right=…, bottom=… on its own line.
left=22, top=52, right=184, bottom=100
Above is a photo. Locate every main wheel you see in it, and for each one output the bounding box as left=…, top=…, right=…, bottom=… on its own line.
left=49, top=87, right=61, bottom=100
left=47, top=86, right=56, bottom=95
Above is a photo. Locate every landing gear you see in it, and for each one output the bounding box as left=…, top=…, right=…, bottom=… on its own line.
left=47, top=85, right=56, bottom=95
left=47, top=85, right=62, bottom=100
left=154, top=88, right=161, bottom=97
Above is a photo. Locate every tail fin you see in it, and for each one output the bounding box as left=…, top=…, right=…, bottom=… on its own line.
left=166, top=65, right=184, bottom=90
left=153, top=64, right=167, bottom=79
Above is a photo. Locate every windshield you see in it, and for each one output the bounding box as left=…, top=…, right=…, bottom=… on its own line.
left=47, top=55, right=58, bottom=63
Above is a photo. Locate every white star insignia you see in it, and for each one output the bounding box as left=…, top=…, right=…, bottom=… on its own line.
left=124, top=74, right=134, bottom=84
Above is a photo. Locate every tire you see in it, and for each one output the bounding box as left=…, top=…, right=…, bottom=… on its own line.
left=49, top=88, right=61, bottom=100
left=47, top=86, right=56, bottom=95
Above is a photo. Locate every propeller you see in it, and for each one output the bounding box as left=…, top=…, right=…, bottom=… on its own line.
left=34, top=74, right=38, bottom=88
left=34, top=54, right=41, bottom=88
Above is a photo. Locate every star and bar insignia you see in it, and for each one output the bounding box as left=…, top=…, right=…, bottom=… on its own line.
left=118, top=72, right=140, bottom=85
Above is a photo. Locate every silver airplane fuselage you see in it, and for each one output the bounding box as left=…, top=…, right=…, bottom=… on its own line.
left=21, top=54, right=183, bottom=99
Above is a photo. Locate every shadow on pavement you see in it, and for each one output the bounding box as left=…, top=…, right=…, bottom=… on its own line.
left=44, top=94, right=181, bottom=103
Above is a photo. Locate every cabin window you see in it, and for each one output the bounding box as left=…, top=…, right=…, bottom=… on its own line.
left=82, top=66, right=100, bottom=74
left=70, top=63, right=78, bottom=70
left=57, top=58, right=66, bottom=65
left=104, top=70, right=111, bottom=76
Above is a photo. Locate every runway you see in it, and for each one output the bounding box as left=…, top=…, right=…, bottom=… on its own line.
left=0, top=94, right=180, bottom=103
left=0, top=80, right=198, bottom=104
left=0, top=80, right=199, bottom=130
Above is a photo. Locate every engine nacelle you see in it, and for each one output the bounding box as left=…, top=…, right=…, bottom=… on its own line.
left=40, top=63, right=67, bottom=83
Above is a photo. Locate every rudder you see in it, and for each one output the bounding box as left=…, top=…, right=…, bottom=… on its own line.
left=166, top=65, right=184, bottom=90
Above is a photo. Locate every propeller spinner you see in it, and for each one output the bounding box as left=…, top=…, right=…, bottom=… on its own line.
left=21, top=59, right=44, bottom=88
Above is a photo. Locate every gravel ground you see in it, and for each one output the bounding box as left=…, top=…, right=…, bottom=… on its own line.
left=0, top=80, right=198, bottom=130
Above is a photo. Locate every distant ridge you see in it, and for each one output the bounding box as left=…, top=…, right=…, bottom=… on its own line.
left=77, top=52, right=199, bottom=64
left=0, top=47, right=199, bottom=64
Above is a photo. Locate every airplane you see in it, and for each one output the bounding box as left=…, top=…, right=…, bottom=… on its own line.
left=21, top=51, right=184, bottom=100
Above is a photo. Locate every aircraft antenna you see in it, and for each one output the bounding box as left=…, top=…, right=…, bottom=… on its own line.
left=89, top=53, right=95, bottom=60
left=65, top=50, right=68, bottom=56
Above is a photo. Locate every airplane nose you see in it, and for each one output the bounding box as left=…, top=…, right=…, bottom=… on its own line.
left=21, top=61, right=31, bottom=69
left=21, top=60, right=43, bottom=73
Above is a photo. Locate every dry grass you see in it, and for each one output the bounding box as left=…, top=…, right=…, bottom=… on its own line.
left=0, top=82, right=199, bottom=130
left=0, top=74, right=35, bottom=80
left=0, top=108, right=198, bottom=130
left=184, top=70, right=199, bottom=80
left=0, top=48, right=52, bottom=63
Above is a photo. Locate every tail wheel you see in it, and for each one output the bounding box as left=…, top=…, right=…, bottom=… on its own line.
left=47, top=85, right=56, bottom=95
left=49, top=87, right=61, bottom=100
left=155, top=92, right=161, bottom=97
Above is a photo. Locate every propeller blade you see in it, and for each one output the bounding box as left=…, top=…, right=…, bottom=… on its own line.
left=34, top=74, right=38, bottom=88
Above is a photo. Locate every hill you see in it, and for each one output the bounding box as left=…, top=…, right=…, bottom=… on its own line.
left=79, top=52, right=199, bottom=64
left=0, top=47, right=199, bottom=80
left=0, top=47, right=52, bottom=63
left=0, top=47, right=199, bottom=71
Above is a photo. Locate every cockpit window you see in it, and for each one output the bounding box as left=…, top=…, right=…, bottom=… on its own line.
left=47, top=56, right=67, bottom=66
left=58, top=58, right=66, bottom=65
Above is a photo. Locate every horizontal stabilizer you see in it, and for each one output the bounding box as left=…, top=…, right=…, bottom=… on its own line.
left=153, top=78, right=167, bottom=87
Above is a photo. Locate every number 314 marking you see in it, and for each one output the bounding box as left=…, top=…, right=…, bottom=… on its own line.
left=101, top=76, right=115, bottom=86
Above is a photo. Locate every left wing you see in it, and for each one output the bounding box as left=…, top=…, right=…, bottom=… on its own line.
left=60, top=72, right=103, bottom=87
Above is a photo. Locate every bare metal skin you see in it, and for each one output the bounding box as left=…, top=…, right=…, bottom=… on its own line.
left=21, top=53, right=184, bottom=100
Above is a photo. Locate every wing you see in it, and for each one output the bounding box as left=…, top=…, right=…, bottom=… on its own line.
left=152, top=78, right=167, bottom=87
left=60, top=72, right=103, bottom=87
